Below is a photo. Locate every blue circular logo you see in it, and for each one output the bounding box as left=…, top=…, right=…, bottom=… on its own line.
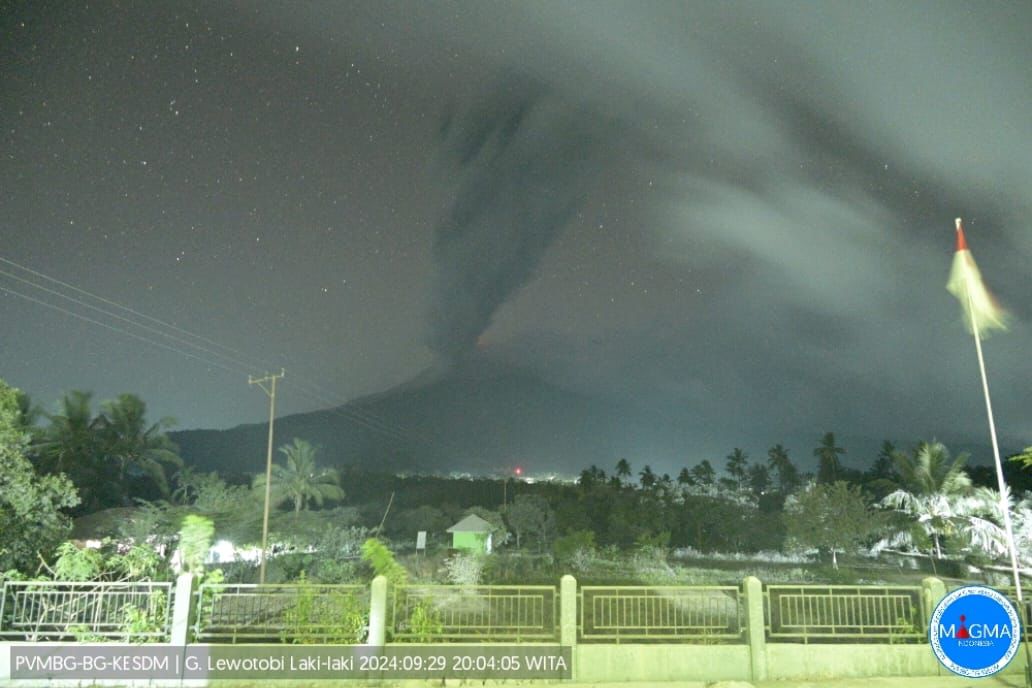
left=929, top=585, right=1022, bottom=678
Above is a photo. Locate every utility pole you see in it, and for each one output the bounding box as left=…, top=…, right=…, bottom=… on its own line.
left=249, top=368, right=284, bottom=584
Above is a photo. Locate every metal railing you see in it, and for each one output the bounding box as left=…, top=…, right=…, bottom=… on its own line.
left=0, top=580, right=172, bottom=641
left=579, top=585, right=743, bottom=643
left=194, top=583, right=368, bottom=643
left=390, top=584, right=558, bottom=642
left=765, top=584, right=925, bottom=643
left=1002, top=587, right=1032, bottom=641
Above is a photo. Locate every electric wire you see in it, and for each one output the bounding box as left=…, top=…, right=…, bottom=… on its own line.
left=0, top=284, right=244, bottom=376
left=0, top=255, right=458, bottom=457
left=0, top=266, right=256, bottom=376
left=0, top=255, right=264, bottom=369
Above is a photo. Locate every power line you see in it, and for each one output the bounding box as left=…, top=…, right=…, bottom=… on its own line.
left=0, top=266, right=255, bottom=376
left=0, top=255, right=269, bottom=370
left=0, top=254, right=458, bottom=456
left=0, top=284, right=244, bottom=376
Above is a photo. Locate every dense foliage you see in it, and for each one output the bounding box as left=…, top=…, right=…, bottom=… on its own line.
left=3, top=379, right=1032, bottom=589
left=0, top=379, right=80, bottom=573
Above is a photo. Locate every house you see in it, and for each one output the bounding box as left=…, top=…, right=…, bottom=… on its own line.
left=446, top=514, right=493, bottom=553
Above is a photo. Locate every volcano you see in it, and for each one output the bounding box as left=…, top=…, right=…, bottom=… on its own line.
left=169, top=354, right=684, bottom=479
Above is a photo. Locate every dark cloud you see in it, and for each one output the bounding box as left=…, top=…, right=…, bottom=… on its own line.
left=427, top=78, right=625, bottom=362
left=2, top=1, right=1030, bottom=470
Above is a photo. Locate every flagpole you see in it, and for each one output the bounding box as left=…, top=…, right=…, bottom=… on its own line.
left=961, top=227, right=1031, bottom=684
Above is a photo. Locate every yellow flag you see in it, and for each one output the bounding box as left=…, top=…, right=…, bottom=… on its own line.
left=946, top=218, right=1009, bottom=338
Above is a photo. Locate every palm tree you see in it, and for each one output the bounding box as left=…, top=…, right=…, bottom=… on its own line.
left=38, top=391, right=111, bottom=510
left=677, top=467, right=693, bottom=486
left=255, top=438, right=344, bottom=513
left=879, top=441, right=972, bottom=560
left=767, top=444, right=799, bottom=494
left=99, top=394, right=183, bottom=500
left=1009, top=447, right=1032, bottom=470
left=864, top=440, right=900, bottom=499
left=639, top=464, right=657, bottom=490
left=890, top=441, right=971, bottom=496
left=814, top=432, right=845, bottom=484
left=615, top=458, right=631, bottom=485
left=881, top=491, right=961, bottom=561
left=748, top=464, right=771, bottom=495
left=39, top=391, right=100, bottom=474
left=578, top=465, right=606, bottom=488
left=870, top=440, right=898, bottom=479
left=14, top=389, right=41, bottom=430
left=689, top=459, right=716, bottom=486
left=725, top=448, right=749, bottom=492
left=952, top=485, right=1032, bottom=564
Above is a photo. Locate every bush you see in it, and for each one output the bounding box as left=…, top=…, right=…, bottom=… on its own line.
left=482, top=552, right=559, bottom=584
left=280, top=572, right=367, bottom=644
left=178, top=515, right=215, bottom=574
left=52, top=542, right=103, bottom=580
left=360, top=538, right=407, bottom=584
left=442, top=552, right=485, bottom=585
left=408, top=600, right=443, bottom=642
left=554, top=530, right=596, bottom=564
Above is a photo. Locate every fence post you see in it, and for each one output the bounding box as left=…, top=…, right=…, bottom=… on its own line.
left=169, top=573, right=196, bottom=646
left=367, top=575, right=388, bottom=646
left=921, top=577, right=947, bottom=631
left=560, top=575, right=577, bottom=647
left=560, top=575, right=577, bottom=680
left=743, top=576, right=767, bottom=681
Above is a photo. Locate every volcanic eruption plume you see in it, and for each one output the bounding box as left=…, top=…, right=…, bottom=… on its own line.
left=427, top=77, right=619, bottom=364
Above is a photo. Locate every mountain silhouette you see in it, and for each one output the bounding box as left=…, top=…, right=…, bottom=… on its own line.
left=169, top=353, right=683, bottom=478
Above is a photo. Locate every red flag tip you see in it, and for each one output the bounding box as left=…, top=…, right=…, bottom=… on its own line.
left=954, top=218, right=968, bottom=252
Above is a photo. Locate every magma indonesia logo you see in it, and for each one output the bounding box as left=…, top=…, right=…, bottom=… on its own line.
left=929, top=585, right=1022, bottom=678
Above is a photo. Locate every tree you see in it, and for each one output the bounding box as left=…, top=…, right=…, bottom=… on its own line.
left=389, top=505, right=450, bottom=540
left=37, top=391, right=110, bottom=510
left=577, top=465, right=606, bottom=489
left=767, top=444, right=800, bottom=494
left=689, top=460, right=716, bottom=487
left=639, top=464, right=657, bottom=490
left=178, top=514, right=216, bottom=575
left=254, top=438, right=345, bottom=514
left=784, top=481, right=879, bottom=569
left=679, top=494, right=755, bottom=552
left=40, top=392, right=183, bottom=508
left=615, top=458, right=631, bottom=485
left=863, top=440, right=900, bottom=499
left=879, top=441, right=972, bottom=559
left=676, top=467, right=693, bottom=486
left=99, top=394, right=183, bottom=500
left=360, top=538, right=408, bottom=585
left=503, top=494, right=555, bottom=551
left=0, top=379, right=80, bottom=573
left=814, top=432, right=845, bottom=484
left=1011, top=447, right=1032, bottom=470
left=748, top=463, right=771, bottom=495
left=724, top=448, right=749, bottom=492
left=169, top=467, right=261, bottom=543
left=889, top=441, right=971, bottom=497
left=952, top=487, right=1032, bottom=567
left=871, top=441, right=898, bottom=479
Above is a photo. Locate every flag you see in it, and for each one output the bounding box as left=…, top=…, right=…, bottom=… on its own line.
left=946, top=218, right=1008, bottom=338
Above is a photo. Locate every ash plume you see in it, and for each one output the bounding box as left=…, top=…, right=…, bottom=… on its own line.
left=427, top=78, right=616, bottom=363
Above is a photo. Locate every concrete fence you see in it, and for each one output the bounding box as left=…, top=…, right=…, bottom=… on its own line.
left=1, top=574, right=1029, bottom=683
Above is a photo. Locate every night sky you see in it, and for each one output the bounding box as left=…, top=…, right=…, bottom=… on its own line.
left=2, top=2, right=1030, bottom=474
